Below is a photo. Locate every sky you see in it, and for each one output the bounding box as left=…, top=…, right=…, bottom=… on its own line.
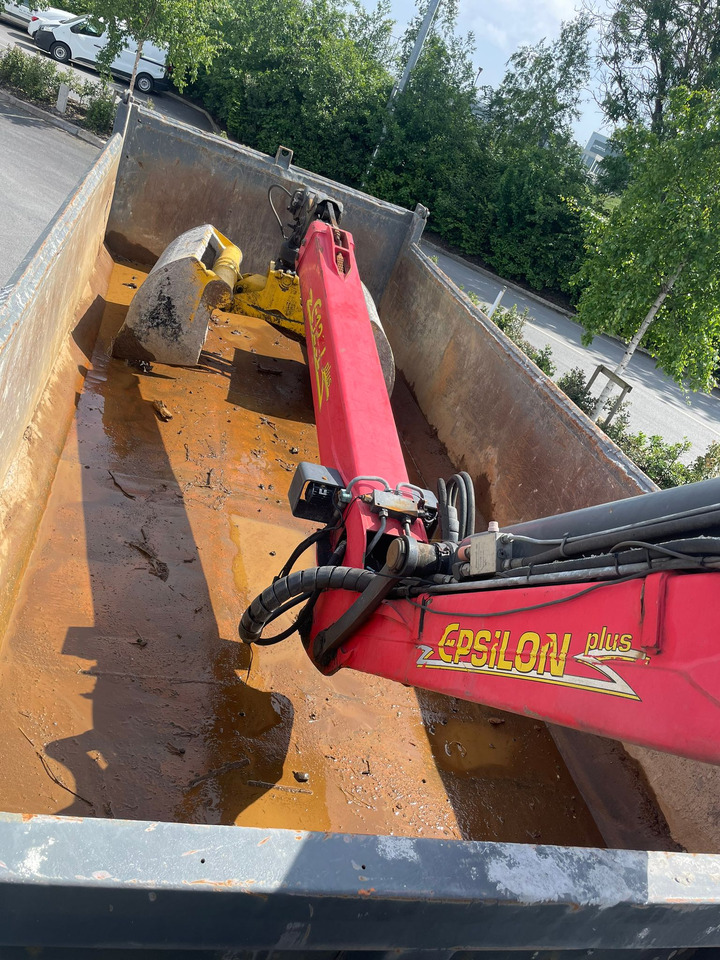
left=381, top=0, right=609, bottom=147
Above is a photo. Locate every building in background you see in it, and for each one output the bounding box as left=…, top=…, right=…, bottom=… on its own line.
left=582, top=131, right=613, bottom=177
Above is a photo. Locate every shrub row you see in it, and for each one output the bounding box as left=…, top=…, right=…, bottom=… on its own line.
left=0, top=45, right=116, bottom=135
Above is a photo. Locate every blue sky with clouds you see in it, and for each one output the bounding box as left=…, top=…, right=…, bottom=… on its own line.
left=380, top=0, right=609, bottom=146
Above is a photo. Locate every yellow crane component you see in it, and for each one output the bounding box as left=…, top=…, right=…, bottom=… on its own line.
left=212, top=241, right=243, bottom=294
left=112, top=221, right=393, bottom=392
left=234, top=264, right=304, bottom=340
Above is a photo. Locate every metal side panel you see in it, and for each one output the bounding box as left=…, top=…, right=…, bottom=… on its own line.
left=1, top=814, right=719, bottom=954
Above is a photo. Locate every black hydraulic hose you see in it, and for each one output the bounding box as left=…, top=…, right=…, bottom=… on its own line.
left=437, top=472, right=477, bottom=541
left=460, top=471, right=475, bottom=538
left=365, top=513, right=387, bottom=564
left=448, top=474, right=467, bottom=539
left=240, top=566, right=376, bottom=643
left=438, top=477, right=459, bottom=542
left=250, top=593, right=315, bottom=646
left=252, top=539, right=349, bottom=647
left=437, top=478, right=449, bottom=541
left=506, top=506, right=720, bottom=569
left=275, top=520, right=342, bottom=582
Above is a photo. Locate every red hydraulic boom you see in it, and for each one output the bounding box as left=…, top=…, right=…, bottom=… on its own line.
left=240, top=186, right=720, bottom=765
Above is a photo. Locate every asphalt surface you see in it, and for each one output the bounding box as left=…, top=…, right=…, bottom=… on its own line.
left=0, top=21, right=214, bottom=130
left=424, top=246, right=720, bottom=462
left=0, top=97, right=99, bottom=286
left=0, top=19, right=216, bottom=286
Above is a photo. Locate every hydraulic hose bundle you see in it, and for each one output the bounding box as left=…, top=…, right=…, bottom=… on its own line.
left=240, top=471, right=475, bottom=646
left=437, top=472, right=475, bottom=542
left=239, top=566, right=375, bottom=645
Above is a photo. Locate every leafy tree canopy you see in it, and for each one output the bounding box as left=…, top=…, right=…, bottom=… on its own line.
left=366, top=30, right=483, bottom=203
left=590, top=0, right=720, bottom=135
left=573, top=88, right=720, bottom=391
left=479, top=16, right=591, bottom=146
left=83, top=0, right=227, bottom=92
left=192, top=0, right=394, bottom=186
left=474, top=19, right=592, bottom=293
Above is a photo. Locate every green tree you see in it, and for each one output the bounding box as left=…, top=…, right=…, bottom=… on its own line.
left=482, top=145, right=589, bottom=293
left=365, top=30, right=492, bottom=248
left=590, top=0, right=720, bottom=136
left=477, top=19, right=593, bottom=293
left=81, top=0, right=226, bottom=95
left=573, top=88, right=720, bottom=403
left=191, top=0, right=393, bottom=186
left=479, top=16, right=591, bottom=144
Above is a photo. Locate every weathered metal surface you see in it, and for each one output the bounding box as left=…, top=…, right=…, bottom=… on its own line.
left=378, top=246, right=656, bottom=528
left=0, top=134, right=121, bottom=492
left=1, top=813, right=720, bottom=952
left=105, top=105, right=425, bottom=304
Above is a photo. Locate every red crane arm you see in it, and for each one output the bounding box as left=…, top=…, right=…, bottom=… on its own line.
left=242, top=215, right=720, bottom=766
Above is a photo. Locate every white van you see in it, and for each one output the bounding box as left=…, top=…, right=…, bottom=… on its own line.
left=33, top=15, right=169, bottom=94
left=0, top=1, right=73, bottom=34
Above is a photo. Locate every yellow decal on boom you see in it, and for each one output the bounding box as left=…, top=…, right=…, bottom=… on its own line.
left=415, top=622, right=643, bottom=700
left=306, top=290, right=332, bottom=410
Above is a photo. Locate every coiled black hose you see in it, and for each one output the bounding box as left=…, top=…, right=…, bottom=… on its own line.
left=240, top=565, right=376, bottom=644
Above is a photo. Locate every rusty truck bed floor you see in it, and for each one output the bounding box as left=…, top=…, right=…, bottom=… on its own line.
left=0, top=262, right=603, bottom=846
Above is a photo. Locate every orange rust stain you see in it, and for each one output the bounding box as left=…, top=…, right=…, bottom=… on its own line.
left=0, top=260, right=604, bottom=850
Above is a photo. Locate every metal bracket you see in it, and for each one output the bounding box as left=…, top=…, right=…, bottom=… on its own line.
left=274, top=145, right=293, bottom=170
left=368, top=489, right=421, bottom=519
left=289, top=462, right=344, bottom=523
left=587, top=363, right=633, bottom=426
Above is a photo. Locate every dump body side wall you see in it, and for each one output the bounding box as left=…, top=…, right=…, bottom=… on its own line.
left=379, top=244, right=655, bottom=525
left=106, top=110, right=423, bottom=305
left=0, top=135, right=120, bottom=490
left=0, top=134, right=121, bottom=631
left=2, top=814, right=720, bottom=954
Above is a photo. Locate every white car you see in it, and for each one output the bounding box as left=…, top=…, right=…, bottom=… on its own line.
left=28, top=8, right=74, bottom=37
left=0, top=1, right=73, bottom=33
left=33, top=15, right=169, bottom=93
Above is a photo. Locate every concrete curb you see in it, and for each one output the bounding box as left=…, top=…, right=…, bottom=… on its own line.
left=422, top=239, right=577, bottom=319
left=0, top=87, right=104, bottom=147
left=165, top=90, right=220, bottom=134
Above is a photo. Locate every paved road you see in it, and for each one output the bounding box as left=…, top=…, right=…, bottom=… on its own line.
left=0, top=97, right=98, bottom=286
left=0, top=21, right=214, bottom=130
left=424, top=245, right=720, bottom=462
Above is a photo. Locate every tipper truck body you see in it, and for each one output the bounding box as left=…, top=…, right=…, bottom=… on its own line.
left=1, top=102, right=719, bottom=958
